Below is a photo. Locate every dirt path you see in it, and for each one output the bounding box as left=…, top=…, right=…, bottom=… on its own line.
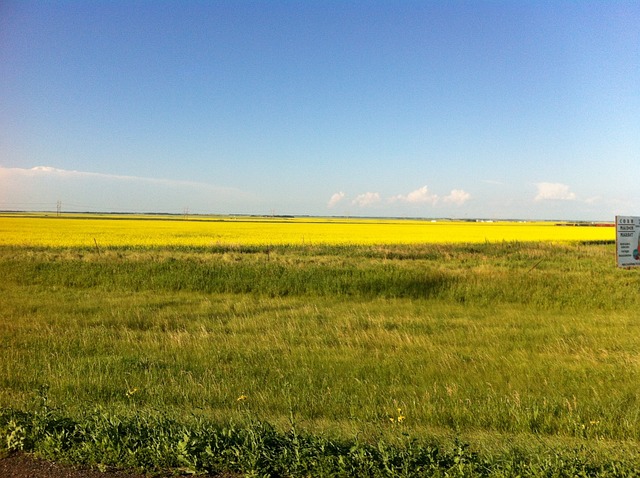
left=0, top=453, right=237, bottom=478
left=0, top=453, right=150, bottom=478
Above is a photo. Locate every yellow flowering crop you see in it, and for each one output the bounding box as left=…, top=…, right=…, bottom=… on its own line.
left=0, top=213, right=614, bottom=248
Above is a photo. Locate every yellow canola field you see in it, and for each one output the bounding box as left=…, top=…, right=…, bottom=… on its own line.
left=0, top=214, right=615, bottom=248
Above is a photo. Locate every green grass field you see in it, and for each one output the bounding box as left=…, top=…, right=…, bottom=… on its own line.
left=2, top=233, right=640, bottom=475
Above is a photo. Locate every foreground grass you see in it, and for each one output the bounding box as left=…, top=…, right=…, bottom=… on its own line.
left=4, top=403, right=640, bottom=477
left=2, top=241, right=640, bottom=475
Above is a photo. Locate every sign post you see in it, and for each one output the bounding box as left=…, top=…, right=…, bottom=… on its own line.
left=616, top=216, right=640, bottom=268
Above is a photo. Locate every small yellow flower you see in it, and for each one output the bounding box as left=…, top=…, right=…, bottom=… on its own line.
left=389, top=408, right=406, bottom=423
left=236, top=394, right=247, bottom=402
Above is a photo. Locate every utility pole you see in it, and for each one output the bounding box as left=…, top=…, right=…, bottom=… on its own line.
left=56, top=200, right=62, bottom=217
left=183, top=207, right=189, bottom=220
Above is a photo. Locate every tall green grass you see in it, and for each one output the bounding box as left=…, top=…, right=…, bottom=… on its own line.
left=2, top=242, right=640, bottom=475
left=0, top=241, right=628, bottom=307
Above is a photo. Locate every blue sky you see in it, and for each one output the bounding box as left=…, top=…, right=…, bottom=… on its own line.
left=1, top=1, right=638, bottom=220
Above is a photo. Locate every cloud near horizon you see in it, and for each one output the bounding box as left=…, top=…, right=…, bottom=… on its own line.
left=3, top=165, right=234, bottom=188
left=327, top=191, right=345, bottom=208
left=534, top=182, right=577, bottom=202
left=443, top=189, right=471, bottom=206
left=352, top=192, right=381, bottom=207
left=331, top=185, right=471, bottom=209
left=390, top=185, right=439, bottom=205
left=0, top=165, right=250, bottom=213
left=390, top=186, right=470, bottom=207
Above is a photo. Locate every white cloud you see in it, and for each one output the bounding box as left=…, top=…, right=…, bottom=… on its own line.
left=31, top=166, right=63, bottom=173
left=3, top=165, right=241, bottom=190
left=5, top=165, right=151, bottom=182
left=352, top=192, right=380, bottom=207
left=0, top=165, right=250, bottom=213
left=390, top=186, right=439, bottom=205
left=327, top=191, right=345, bottom=208
left=387, top=186, right=470, bottom=207
left=443, top=189, right=471, bottom=206
left=534, top=182, right=577, bottom=202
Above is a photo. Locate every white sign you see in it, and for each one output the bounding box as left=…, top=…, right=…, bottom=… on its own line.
left=616, top=216, right=640, bottom=268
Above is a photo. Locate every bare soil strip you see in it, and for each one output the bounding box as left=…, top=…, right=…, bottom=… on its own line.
left=0, top=453, right=237, bottom=478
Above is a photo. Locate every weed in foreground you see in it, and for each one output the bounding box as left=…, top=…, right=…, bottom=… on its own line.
left=1, top=402, right=640, bottom=477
